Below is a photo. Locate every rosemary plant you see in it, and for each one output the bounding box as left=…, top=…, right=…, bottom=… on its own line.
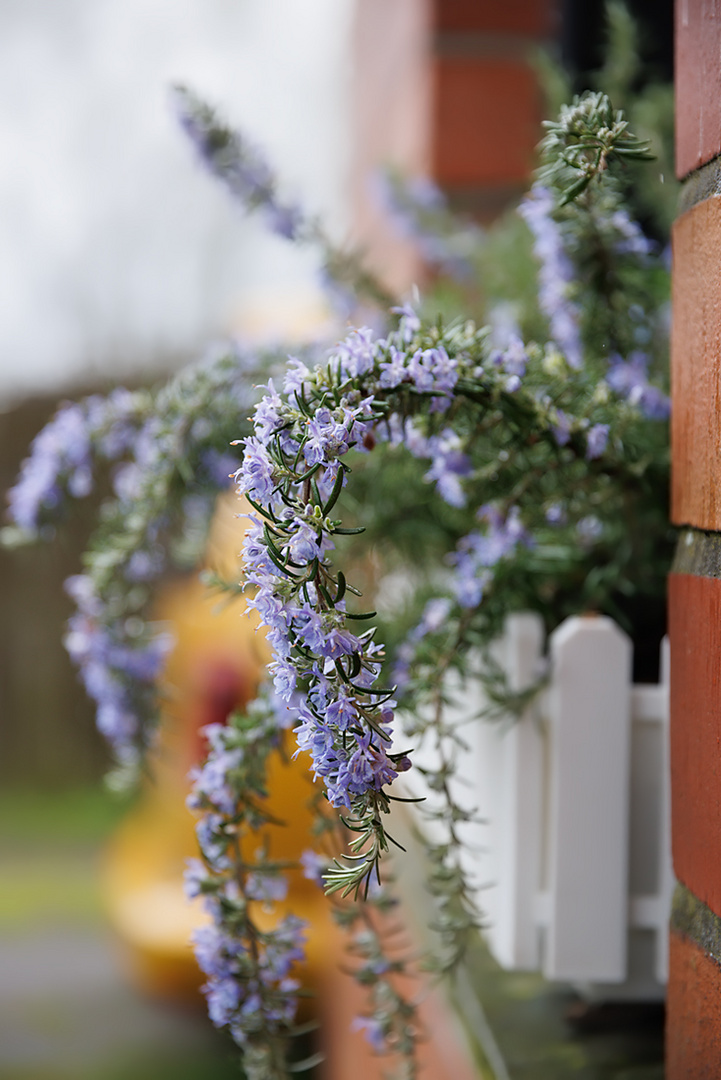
left=4, top=78, right=672, bottom=1077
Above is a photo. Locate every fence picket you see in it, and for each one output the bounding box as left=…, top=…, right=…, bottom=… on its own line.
left=544, top=616, right=632, bottom=982
left=485, top=613, right=545, bottom=970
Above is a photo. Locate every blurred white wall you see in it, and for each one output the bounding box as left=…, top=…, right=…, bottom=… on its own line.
left=0, top=0, right=356, bottom=406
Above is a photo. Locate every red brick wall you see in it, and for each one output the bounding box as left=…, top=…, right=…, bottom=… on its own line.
left=350, top=0, right=556, bottom=296
left=431, top=1, right=556, bottom=216
left=669, top=2, right=721, bottom=1074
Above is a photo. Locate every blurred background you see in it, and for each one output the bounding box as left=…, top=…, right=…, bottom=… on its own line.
left=0, top=1, right=672, bottom=1077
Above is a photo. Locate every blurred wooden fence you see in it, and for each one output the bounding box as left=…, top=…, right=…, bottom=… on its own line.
left=0, top=393, right=110, bottom=788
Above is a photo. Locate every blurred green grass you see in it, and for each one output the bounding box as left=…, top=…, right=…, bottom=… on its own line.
left=0, top=787, right=253, bottom=1079
left=0, top=786, right=132, bottom=927
left=0, top=1050, right=243, bottom=1080
left=0, top=786, right=133, bottom=848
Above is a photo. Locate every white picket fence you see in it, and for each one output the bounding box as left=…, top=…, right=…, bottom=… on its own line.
left=399, top=613, right=673, bottom=1000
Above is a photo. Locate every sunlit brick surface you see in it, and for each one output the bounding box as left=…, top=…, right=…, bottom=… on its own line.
left=671, top=197, right=721, bottom=530
left=667, top=928, right=721, bottom=1078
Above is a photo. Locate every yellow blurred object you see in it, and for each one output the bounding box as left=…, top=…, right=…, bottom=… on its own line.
left=102, top=494, right=335, bottom=1002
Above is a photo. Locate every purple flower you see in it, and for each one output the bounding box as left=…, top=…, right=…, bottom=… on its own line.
left=391, top=302, right=421, bottom=343
left=425, top=429, right=472, bottom=508
left=245, top=873, right=288, bottom=903
left=501, top=335, right=528, bottom=378
left=188, top=745, right=243, bottom=816
left=343, top=730, right=399, bottom=793
left=195, top=813, right=230, bottom=871
left=609, top=208, right=655, bottom=258
left=607, top=352, right=670, bottom=420
left=184, top=858, right=207, bottom=900
left=336, top=327, right=378, bottom=379
left=300, top=849, right=328, bottom=886
left=325, top=691, right=358, bottom=730
left=379, top=346, right=408, bottom=389
left=321, top=627, right=363, bottom=659
left=551, top=408, right=572, bottom=447
left=253, top=380, right=285, bottom=441
left=451, top=506, right=531, bottom=608
left=416, top=597, right=452, bottom=640
left=235, top=437, right=277, bottom=502
left=286, top=521, right=325, bottom=565
left=303, top=408, right=354, bottom=467
left=270, top=657, right=297, bottom=701
left=283, top=356, right=312, bottom=398
left=293, top=604, right=327, bottom=653
left=586, top=423, right=610, bottom=459
left=545, top=502, right=566, bottom=525
left=351, top=1015, right=387, bottom=1053
left=206, top=977, right=243, bottom=1028
left=63, top=575, right=173, bottom=759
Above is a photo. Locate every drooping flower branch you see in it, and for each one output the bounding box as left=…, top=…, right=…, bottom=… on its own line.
left=6, top=387, right=150, bottom=539
left=184, top=695, right=313, bottom=1080
left=172, top=86, right=394, bottom=315
left=5, top=345, right=288, bottom=773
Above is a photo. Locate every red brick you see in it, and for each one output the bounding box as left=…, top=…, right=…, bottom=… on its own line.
left=676, top=0, right=721, bottom=178
left=432, top=57, right=540, bottom=185
left=433, top=0, right=554, bottom=36
left=671, top=197, right=721, bottom=531
left=667, top=927, right=721, bottom=1078
left=669, top=573, right=721, bottom=915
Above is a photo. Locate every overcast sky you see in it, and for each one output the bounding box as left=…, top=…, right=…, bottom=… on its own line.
left=0, top=0, right=355, bottom=406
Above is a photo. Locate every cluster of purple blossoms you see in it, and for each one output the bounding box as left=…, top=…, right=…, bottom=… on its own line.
left=8, top=389, right=144, bottom=534
left=452, top=505, right=531, bottom=608
left=63, top=574, right=172, bottom=760
left=490, top=334, right=528, bottom=393
left=607, top=351, right=670, bottom=420
left=188, top=723, right=244, bottom=818
left=191, top=915, right=306, bottom=1040
left=549, top=411, right=610, bottom=459
left=518, top=185, right=584, bottom=370
left=423, top=429, right=472, bottom=507
left=185, top=710, right=308, bottom=1054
